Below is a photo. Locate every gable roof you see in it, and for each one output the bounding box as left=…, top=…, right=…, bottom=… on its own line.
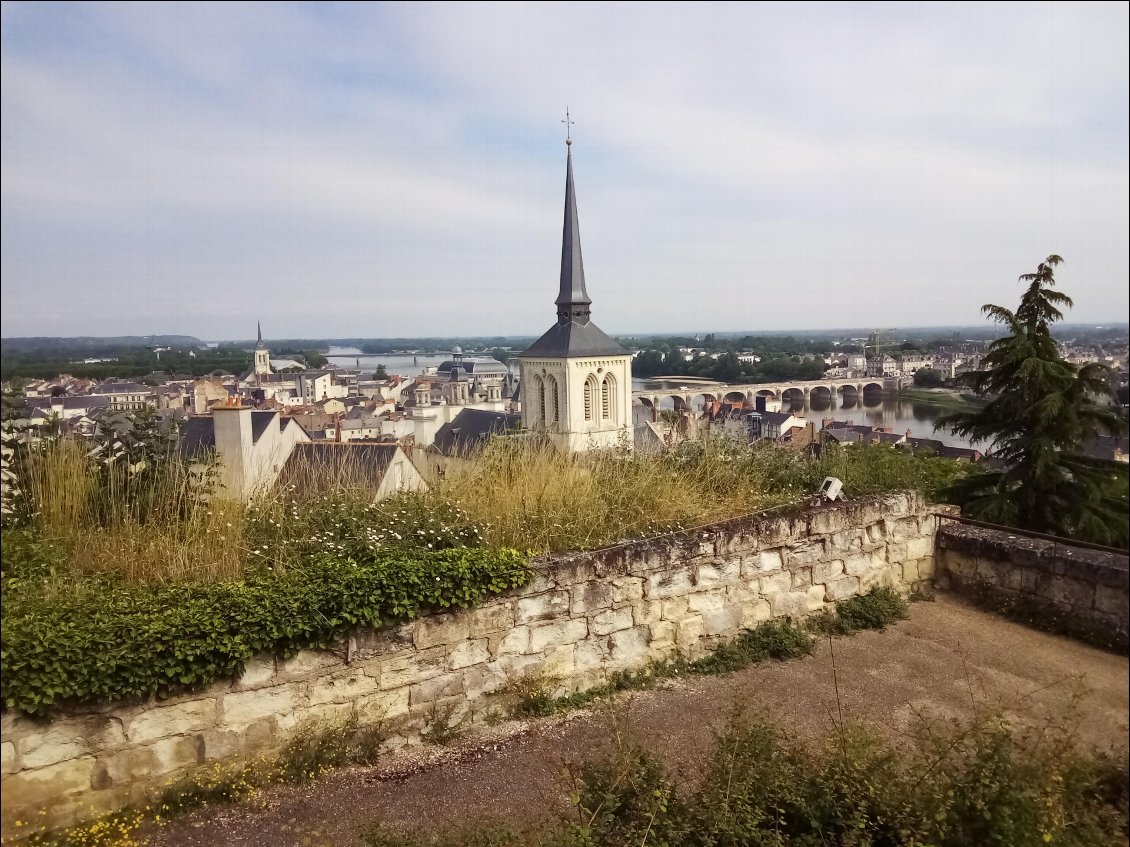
left=521, top=320, right=630, bottom=359
left=281, top=442, right=402, bottom=490
left=432, top=408, right=521, bottom=456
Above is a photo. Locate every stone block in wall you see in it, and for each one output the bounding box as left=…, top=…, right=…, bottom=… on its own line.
left=885, top=517, right=921, bottom=542
left=792, top=567, right=813, bottom=589
left=1, top=741, right=15, bottom=776
left=307, top=670, right=380, bottom=706
left=647, top=620, right=677, bottom=651
left=755, top=548, right=784, bottom=574
left=281, top=650, right=343, bottom=680
left=917, top=555, right=936, bottom=579
left=351, top=627, right=413, bottom=662
left=754, top=516, right=796, bottom=547
left=645, top=569, right=696, bottom=599
left=610, top=576, right=645, bottom=603
left=17, top=717, right=125, bottom=770
left=548, top=556, right=599, bottom=587
left=813, top=559, right=845, bottom=584
left=759, top=571, right=793, bottom=595
left=529, top=618, right=588, bottom=654
left=1037, top=575, right=1096, bottom=609
left=543, top=644, right=576, bottom=678
left=675, top=617, right=704, bottom=650
left=198, top=720, right=272, bottom=762
left=632, top=599, right=663, bottom=626
left=787, top=539, right=827, bottom=568
left=575, top=639, right=609, bottom=672
left=687, top=589, right=727, bottom=614
left=127, top=699, right=217, bottom=744
left=414, top=612, right=472, bottom=650
left=466, top=601, right=515, bottom=637
left=742, top=600, right=772, bottom=628
left=861, top=564, right=898, bottom=591
left=222, top=685, right=295, bottom=729
left=409, top=673, right=464, bottom=706
left=496, top=625, right=531, bottom=656
left=885, top=541, right=908, bottom=565
left=1096, top=584, right=1129, bottom=617
left=237, top=655, right=277, bottom=689
left=769, top=586, right=825, bottom=618
left=829, top=529, right=865, bottom=554
left=702, top=606, right=743, bottom=637
left=571, top=581, right=615, bottom=616
left=661, top=596, right=690, bottom=620
left=824, top=576, right=860, bottom=601
left=906, top=535, right=934, bottom=560
left=1, top=756, right=95, bottom=816
left=95, top=736, right=199, bottom=786
left=517, top=590, right=571, bottom=624
left=357, top=686, right=411, bottom=721
left=844, top=552, right=880, bottom=577
left=590, top=607, right=634, bottom=636
left=448, top=639, right=491, bottom=670
left=461, top=664, right=509, bottom=701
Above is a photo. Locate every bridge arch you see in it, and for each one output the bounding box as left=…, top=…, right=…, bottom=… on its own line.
left=781, top=387, right=805, bottom=405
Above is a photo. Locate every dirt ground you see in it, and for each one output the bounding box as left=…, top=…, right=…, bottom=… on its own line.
left=148, top=594, right=1130, bottom=847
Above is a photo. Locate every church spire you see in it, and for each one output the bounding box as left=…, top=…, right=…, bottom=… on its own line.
left=255, top=321, right=266, bottom=350
left=555, top=130, right=592, bottom=326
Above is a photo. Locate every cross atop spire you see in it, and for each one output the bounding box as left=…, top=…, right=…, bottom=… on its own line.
left=561, top=108, right=574, bottom=146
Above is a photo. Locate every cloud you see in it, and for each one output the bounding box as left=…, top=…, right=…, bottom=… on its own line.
left=2, top=1, right=1127, bottom=338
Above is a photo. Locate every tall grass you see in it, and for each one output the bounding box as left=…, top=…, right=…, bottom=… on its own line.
left=20, top=441, right=244, bottom=584
left=434, top=437, right=970, bottom=553
left=9, top=436, right=971, bottom=584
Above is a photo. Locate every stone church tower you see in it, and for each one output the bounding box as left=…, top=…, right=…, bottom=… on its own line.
left=517, top=137, right=633, bottom=453
left=253, top=322, right=271, bottom=376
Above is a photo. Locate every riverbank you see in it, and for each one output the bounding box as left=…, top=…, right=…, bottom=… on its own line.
left=897, top=387, right=987, bottom=409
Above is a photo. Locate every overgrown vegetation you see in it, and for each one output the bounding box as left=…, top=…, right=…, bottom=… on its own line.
left=1, top=535, right=528, bottom=715
left=509, top=588, right=908, bottom=719
left=438, top=438, right=970, bottom=553
left=362, top=708, right=1130, bottom=847
left=936, top=255, right=1129, bottom=547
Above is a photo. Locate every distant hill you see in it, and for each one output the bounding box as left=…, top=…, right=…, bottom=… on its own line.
left=0, top=336, right=204, bottom=357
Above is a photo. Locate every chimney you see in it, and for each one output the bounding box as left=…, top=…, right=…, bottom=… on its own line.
left=212, top=404, right=254, bottom=499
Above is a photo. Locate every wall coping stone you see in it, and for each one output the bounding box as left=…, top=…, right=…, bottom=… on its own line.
left=937, top=524, right=1129, bottom=590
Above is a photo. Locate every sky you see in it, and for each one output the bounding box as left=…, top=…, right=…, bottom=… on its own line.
left=1, top=2, right=1127, bottom=341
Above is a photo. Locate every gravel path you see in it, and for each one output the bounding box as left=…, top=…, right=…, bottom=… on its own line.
left=148, top=595, right=1130, bottom=847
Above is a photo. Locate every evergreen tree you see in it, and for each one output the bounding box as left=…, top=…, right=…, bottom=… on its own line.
left=937, top=256, right=1128, bottom=546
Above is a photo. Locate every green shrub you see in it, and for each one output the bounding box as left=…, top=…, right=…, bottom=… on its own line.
left=1, top=546, right=530, bottom=716
left=362, top=712, right=1130, bottom=847
left=809, top=585, right=910, bottom=635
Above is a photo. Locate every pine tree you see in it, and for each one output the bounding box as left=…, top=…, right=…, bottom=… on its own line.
left=936, top=255, right=1128, bottom=546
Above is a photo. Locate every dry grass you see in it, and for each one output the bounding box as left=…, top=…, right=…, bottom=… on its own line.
left=22, top=441, right=245, bottom=583
left=432, top=438, right=786, bottom=553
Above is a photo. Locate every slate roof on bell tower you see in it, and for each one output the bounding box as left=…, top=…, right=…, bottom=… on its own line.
left=521, top=139, right=629, bottom=359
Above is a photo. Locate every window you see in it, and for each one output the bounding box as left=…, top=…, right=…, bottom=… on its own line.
left=602, top=375, right=615, bottom=421
left=583, top=377, right=594, bottom=421
left=547, top=375, right=559, bottom=424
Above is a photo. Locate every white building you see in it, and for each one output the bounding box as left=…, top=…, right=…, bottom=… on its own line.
left=516, top=138, right=633, bottom=453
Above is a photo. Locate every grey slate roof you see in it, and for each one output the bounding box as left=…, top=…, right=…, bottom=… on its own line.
left=432, top=408, right=521, bottom=456
left=281, top=442, right=401, bottom=489
left=521, top=321, right=630, bottom=358
left=178, top=416, right=216, bottom=458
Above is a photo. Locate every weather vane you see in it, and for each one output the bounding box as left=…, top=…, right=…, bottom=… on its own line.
left=562, top=108, right=574, bottom=145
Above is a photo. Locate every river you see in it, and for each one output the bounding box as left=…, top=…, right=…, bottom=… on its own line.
left=325, top=349, right=976, bottom=449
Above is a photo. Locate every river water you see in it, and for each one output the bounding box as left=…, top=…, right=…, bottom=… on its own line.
left=326, top=349, right=974, bottom=449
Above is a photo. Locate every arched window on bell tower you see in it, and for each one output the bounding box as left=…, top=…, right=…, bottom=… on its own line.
left=601, top=374, right=615, bottom=421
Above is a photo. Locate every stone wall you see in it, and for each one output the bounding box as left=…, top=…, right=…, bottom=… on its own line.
left=936, top=523, right=1129, bottom=650
left=1, top=492, right=944, bottom=835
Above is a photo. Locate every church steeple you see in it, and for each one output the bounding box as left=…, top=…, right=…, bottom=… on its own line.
left=555, top=139, right=592, bottom=326
left=255, top=321, right=266, bottom=350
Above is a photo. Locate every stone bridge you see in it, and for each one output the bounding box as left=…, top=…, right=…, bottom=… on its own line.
left=633, top=377, right=902, bottom=412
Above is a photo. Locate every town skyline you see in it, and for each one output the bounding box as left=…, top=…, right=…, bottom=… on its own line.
left=2, top=2, right=1127, bottom=338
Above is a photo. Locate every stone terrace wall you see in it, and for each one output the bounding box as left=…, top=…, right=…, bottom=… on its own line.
left=936, top=523, right=1129, bottom=650
left=1, top=492, right=945, bottom=836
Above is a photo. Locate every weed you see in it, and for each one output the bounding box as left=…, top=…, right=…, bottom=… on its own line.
left=420, top=702, right=466, bottom=746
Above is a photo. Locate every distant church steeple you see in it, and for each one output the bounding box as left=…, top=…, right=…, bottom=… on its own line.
left=253, top=322, right=271, bottom=376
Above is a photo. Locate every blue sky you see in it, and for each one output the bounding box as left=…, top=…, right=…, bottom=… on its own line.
left=2, top=1, right=1127, bottom=339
